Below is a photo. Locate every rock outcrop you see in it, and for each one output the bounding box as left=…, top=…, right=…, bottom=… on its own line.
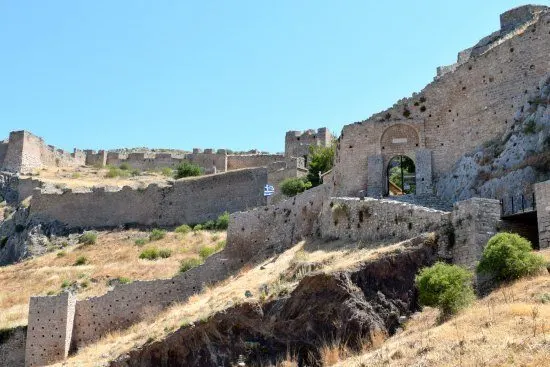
left=111, top=237, right=438, bottom=367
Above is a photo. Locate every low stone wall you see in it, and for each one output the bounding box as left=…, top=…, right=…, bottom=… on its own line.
left=29, top=168, right=268, bottom=229
left=319, top=197, right=451, bottom=245
left=0, top=326, right=26, bottom=367
left=227, top=154, right=284, bottom=170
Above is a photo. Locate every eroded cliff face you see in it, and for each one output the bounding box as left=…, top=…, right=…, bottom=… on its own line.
left=111, top=237, right=438, bottom=367
left=436, top=73, right=550, bottom=205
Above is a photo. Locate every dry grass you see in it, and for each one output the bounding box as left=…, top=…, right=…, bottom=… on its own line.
left=53, top=239, right=399, bottom=366
left=335, top=249, right=550, bottom=367
left=21, top=166, right=172, bottom=189
left=0, top=229, right=225, bottom=329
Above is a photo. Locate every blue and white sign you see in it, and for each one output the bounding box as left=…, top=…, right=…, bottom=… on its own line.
left=264, top=184, right=275, bottom=196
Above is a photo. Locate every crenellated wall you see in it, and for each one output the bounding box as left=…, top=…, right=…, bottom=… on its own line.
left=29, top=168, right=267, bottom=229
left=227, top=154, right=284, bottom=170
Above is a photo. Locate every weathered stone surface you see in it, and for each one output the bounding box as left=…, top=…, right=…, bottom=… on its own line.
left=0, top=326, right=26, bottom=367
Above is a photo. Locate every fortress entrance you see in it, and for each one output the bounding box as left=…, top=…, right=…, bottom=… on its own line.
left=387, top=155, right=416, bottom=196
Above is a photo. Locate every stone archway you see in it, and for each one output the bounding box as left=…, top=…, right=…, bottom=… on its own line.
left=387, top=155, right=416, bottom=196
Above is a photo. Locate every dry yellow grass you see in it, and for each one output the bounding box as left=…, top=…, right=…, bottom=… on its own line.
left=335, top=249, right=550, bottom=367
left=53, top=239, right=399, bottom=366
left=0, top=229, right=225, bottom=329
left=21, top=166, right=172, bottom=189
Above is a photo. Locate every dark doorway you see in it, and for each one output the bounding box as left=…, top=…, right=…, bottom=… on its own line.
left=501, top=211, right=540, bottom=250
left=387, top=155, right=416, bottom=196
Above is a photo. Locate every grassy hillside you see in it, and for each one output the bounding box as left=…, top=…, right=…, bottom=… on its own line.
left=335, top=249, right=550, bottom=367
left=0, top=228, right=225, bottom=330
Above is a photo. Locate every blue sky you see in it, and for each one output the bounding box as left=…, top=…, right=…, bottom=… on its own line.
left=0, top=1, right=541, bottom=153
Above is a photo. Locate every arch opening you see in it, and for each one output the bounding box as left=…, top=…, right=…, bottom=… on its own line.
left=387, top=155, right=416, bottom=196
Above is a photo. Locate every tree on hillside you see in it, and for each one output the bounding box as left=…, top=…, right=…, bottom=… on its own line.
left=307, top=143, right=335, bottom=187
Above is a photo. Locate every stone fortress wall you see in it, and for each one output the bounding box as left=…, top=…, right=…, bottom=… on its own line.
left=29, top=167, right=268, bottom=229
left=0, top=131, right=86, bottom=174
left=285, top=127, right=333, bottom=164
left=332, top=5, right=550, bottom=198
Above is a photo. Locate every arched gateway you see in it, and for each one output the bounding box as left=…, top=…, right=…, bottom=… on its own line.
left=366, top=123, right=433, bottom=197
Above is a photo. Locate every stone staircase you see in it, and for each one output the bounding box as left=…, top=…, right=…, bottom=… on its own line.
left=384, top=194, right=454, bottom=212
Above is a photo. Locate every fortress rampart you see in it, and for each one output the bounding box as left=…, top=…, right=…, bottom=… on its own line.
left=0, top=131, right=85, bottom=173
left=29, top=168, right=268, bottom=229
left=332, top=6, right=550, bottom=198
left=285, top=127, right=333, bottom=163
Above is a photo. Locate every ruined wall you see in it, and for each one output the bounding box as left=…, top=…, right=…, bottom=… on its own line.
left=319, top=197, right=450, bottom=244
left=0, top=326, right=26, bottom=367
left=29, top=168, right=267, bottom=229
left=285, top=127, right=333, bottom=162
left=333, top=7, right=550, bottom=197
left=227, top=154, right=284, bottom=170
left=105, top=151, right=227, bottom=173
left=451, top=198, right=502, bottom=268
left=535, top=180, right=550, bottom=249
left=0, top=141, right=7, bottom=168
left=25, top=293, right=76, bottom=367
left=84, top=150, right=107, bottom=167
left=1, top=131, right=85, bottom=173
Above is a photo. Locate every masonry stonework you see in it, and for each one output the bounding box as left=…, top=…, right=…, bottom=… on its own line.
left=534, top=180, right=550, bottom=249
left=332, top=7, right=550, bottom=198
left=24, top=292, right=76, bottom=367
left=29, top=168, right=268, bottom=229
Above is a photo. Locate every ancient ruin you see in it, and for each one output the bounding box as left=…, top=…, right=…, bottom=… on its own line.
left=1, top=4, right=550, bottom=367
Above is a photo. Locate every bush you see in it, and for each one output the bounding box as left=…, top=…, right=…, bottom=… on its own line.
left=57, top=251, right=66, bottom=257
left=158, top=248, right=172, bottom=258
left=477, top=233, right=545, bottom=281
left=216, top=212, right=229, bottom=230
left=119, top=163, right=131, bottom=170
left=415, top=262, right=475, bottom=319
left=134, top=238, right=148, bottom=246
left=139, top=247, right=160, bottom=260
left=203, top=220, right=216, bottom=230
left=198, top=245, right=216, bottom=259
left=175, top=224, right=192, bottom=234
left=149, top=229, right=166, bottom=241
left=280, top=177, right=312, bottom=197
left=161, top=167, right=173, bottom=176
left=175, top=162, right=203, bottom=179
left=215, top=240, right=226, bottom=252
left=307, top=143, right=335, bottom=187
left=78, top=232, right=97, bottom=245
left=139, top=247, right=171, bottom=260
left=180, top=257, right=203, bottom=273
left=74, top=256, right=88, bottom=266
left=193, top=224, right=203, bottom=231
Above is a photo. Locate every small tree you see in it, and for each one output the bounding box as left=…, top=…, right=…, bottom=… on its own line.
left=477, top=233, right=545, bottom=281
left=175, top=162, right=203, bottom=179
left=280, top=177, right=312, bottom=197
left=415, top=262, right=475, bottom=320
left=307, top=144, right=335, bottom=187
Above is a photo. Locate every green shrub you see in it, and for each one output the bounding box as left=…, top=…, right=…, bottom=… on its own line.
left=117, top=277, right=132, bottom=284
left=280, top=177, right=312, bottom=197
left=215, top=211, right=229, bottom=230
left=74, top=256, right=88, bottom=266
left=179, top=257, right=203, bottom=273
left=119, top=162, right=131, bottom=170
left=175, top=224, right=192, bottom=234
left=139, top=247, right=171, bottom=260
left=158, top=248, right=172, bottom=258
left=477, top=233, right=545, bottom=281
left=139, top=247, right=160, bottom=260
left=105, top=167, right=120, bottom=178
left=193, top=224, right=203, bottom=231
left=130, top=169, right=141, bottom=177
left=174, top=162, right=203, bottom=179
left=56, top=251, right=66, bottom=258
left=135, top=238, right=148, bottom=246
left=202, top=220, right=216, bottom=230
left=415, top=262, right=475, bottom=319
left=161, top=167, right=173, bottom=176
left=78, top=232, right=97, bottom=245
left=198, top=245, right=215, bottom=259
left=215, top=240, right=226, bottom=252
left=149, top=229, right=166, bottom=241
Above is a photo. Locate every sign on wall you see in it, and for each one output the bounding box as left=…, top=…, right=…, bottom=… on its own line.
left=264, top=184, right=275, bottom=196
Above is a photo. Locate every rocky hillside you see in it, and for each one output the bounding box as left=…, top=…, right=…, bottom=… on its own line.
left=436, top=73, right=550, bottom=207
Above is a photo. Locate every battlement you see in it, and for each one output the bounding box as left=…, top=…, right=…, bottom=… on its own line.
left=284, top=127, right=333, bottom=162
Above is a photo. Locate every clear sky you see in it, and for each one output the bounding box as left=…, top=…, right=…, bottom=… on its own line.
left=0, top=1, right=542, bottom=153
